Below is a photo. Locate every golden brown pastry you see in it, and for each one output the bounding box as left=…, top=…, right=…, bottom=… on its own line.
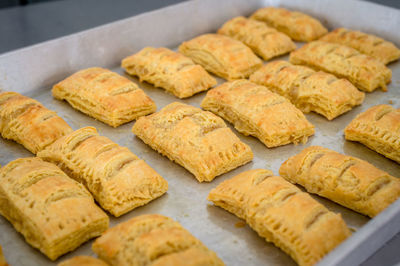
left=0, top=157, right=109, bottom=260
left=319, top=28, right=400, bottom=64
left=218, top=16, right=296, bottom=60
left=0, top=245, right=7, bottom=266
left=344, top=105, right=400, bottom=163
left=58, top=256, right=109, bottom=266
left=201, top=80, right=315, bottom=147
left=121, top=47, right=217, bottom=98
left=132, top=102, right=253, bottom=182
left=52, top=67, right=156, bottom=127
left=289, top=41, right=392, bottom=92
left=178, top=34, right=262, bottom=80
left=280, top=146, right=400, bottom=217
left=0, top=91, right=72, bottom=154
left=208, top=169, right=350, bottom=266
left=250, top=7, right=327, bottom=42
left=37, top=127, right=168, bottom=217
left=249, top=60, right=365, bottom=120
left=92, top=214, right=224, bottom=266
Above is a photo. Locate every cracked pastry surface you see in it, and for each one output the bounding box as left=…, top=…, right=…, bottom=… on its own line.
left=217, top=16, right=296, bottom=60
left=289, top=41, right=392, bottom=92
left=37, top=126, right=168, bottom=217
left=279, top=146, right=400, bottom=217
left=319, top=28, right=400, bottom=65
left=92, top=214, right=224, bottom=266
left=344, top=105, right=400, bottom=164
left=201, top=80, right=315, bottom=147
left=249, top=60, right=365, bottom=120
left=132, top=102, right=253, bottom=182
left=121, top=47, right=217, bottom=98
left=0, top=91, right=72, bottom=154
left=250, top=7, right=327, bottom=42
left=208, top=169, right=350, bottom=266
left=52, top=67, right=156, bottom=127
left=0, top=157, right=109, bottom=260
left=178, top=34, right=262, bottom=80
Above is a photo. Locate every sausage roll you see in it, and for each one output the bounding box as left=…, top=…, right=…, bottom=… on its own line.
left=208, top=169, right=350, bottom=266
left=132, top=102, right=253, bottom=182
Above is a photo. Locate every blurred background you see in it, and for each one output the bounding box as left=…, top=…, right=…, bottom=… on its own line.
left=0, top=0, right=398, bottom=55
left=0, top=0, right=399, bottom=9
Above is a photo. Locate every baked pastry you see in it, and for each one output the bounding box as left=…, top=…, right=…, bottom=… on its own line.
left=0, top=245, right=7, bottom=266
left=0, top=157, right=109, bottom=260
left=121, top=47, right=217, bottom=98
left=132, top=102, right=253, bottom=182
left=52, top=67, right=156, bottom=127
left=0, top=91, right=72, bottom=154
left=319, top=28, right=400, bottom=64
left=178, top=34, right=262, bottom=80
left=208, top=169, right=350, bottom=266
left=201, top=80, right=315, bottom=147
left=249, top=60, right=365, bottom=120
left=217, top=16, right=296, bottom=60
left=280, top=146, right=400, bottom=217
left=58, top=256, right=109, bottom=266
left=92, top=214, right=224, bottom=266
left=344, top=105, right=400, bottom=163
left=250, top=7, right=327, bottom=42
left=37, top=127, right=168, bottom=217
left=289, top=41, right=392, bottom=92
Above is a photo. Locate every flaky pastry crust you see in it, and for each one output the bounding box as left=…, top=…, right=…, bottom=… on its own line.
left=121, top=47, right=217, bottom=98
left=250, top=7, right=327, bottom=42
left=218, top=16, right=296, bottom=60
left=132, top=102, right=253, bottom=182
left=344, top=105, right=400, bottom=164
left=179, top=34, right=262, bottom=80
left=289, top=41, right=392, bottom=92
left=280, top=146, right=400, bottom=217
left=0, top=91, right=72, bottom=154
left=53, top=67, right=156, bottom=127
left=201, top=80, right=315, bottom=147
left=249, top=60, right=365, bottom=120
left=37, top=127, right=168, bottom=217
left=208, top=169, right=350, bottom=266
left=319, top=28, right=400, bottom=64
left=92, top=214, right=224, bottom=266
left=0, top=157, right=109, bottom=260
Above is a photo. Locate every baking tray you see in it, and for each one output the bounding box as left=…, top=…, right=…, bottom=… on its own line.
left=0, top=0, right=399, bottom=265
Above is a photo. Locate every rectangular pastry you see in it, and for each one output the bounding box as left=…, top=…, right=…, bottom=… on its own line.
left=178, top=34, right=262, bottom=80
left=279, top=146, right=400, bottom=217
left=58, top=256, right=108, bottom=266
left=289, top=41, right=392, bottom=92
left=52, top=67, right=156, bottom=127
left=319, top=28, right=400, bottom=65
left=37, top=126, right=168, bottom=217
left=250, top=7, right=328, bottom=42
left=132, top=102, right=253, bottom=182
left=0, top=91, right=72, bottom=154
left=0, top=157, right=109, bottom=260
left=217, top=16, right=296, bottom=60
left=249, top=60, right=365, bottom=120
left=344, top=105, right=400, bottom=164
left=208, top=169, right=350, bottom=266
left=92, top=214, right=224, bottom=266
left=121, top=47, right=217, bottom=98
left=201, top=80, right=315, bottom=147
